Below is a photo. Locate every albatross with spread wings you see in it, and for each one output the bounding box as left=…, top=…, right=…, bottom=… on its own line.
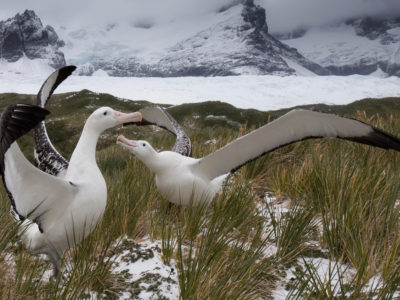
left=117, top=109, right=400, bottom=205
left=3, top=67, right=142, bottom=278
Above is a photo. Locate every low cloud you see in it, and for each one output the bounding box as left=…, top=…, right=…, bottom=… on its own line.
left=0, top=0, right=399, bottom=32
left=0, top=0, right=234, bottom=27
left=258, top=0, right=400, bottom=33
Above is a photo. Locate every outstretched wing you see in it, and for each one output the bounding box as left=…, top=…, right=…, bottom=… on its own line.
left=136, top=106, right=192, bottom=156
left=0, top=104, right=77, bottom=233
left=5, top=143, right=78, bottom=233
left=34, top=66, right=76, bottom=177
left=0, top=104, right=49, bottom=170
left=191, top=109, right=400, bottom=180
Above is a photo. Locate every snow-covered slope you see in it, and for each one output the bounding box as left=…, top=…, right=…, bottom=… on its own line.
left=153, top=4, right=328, bottom=77
left=0, top=56, right=54, bottom=76
left=0, top=2, right=329, bottom=77
left=283, top=17, right=400, bottom=77
left=1, top=5, right=399, bottom=78
left=1, top=71, right=399, bottom=111
left=71, top=1, right=328, bottom=77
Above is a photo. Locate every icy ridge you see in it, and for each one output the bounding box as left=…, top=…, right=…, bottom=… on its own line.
left=283, top=16, right=400, bottom=77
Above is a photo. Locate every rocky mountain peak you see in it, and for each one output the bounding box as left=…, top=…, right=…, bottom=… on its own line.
left=17, top=9, right=38, bottom=20
left=0, top=9, right=66, bottom=68
left=77, top=0, right=329, bottom=77
left=241, top=0, right=268, bottom=32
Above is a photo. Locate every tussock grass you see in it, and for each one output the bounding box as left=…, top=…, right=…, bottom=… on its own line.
left=0, top=94, right=400, bottom=298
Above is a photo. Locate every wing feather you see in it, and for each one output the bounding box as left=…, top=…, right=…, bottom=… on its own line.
left=130, top=106, right=192, bottom=156
left=0, top=104, right=50, bottom=228
left=4, top=143, right=77, bottom=232
left=34, top=66, right=76, bottom=176
left=0, top=104, right=76, bottom=233
left=191, top=109, right=400, bottom=180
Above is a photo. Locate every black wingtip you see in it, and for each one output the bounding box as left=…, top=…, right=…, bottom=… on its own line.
left=345, top=127, right=400, bottom=152
left=37, top=65, right=77, bottom=107
left=60, top=65, right=77, bottom=77
left=1, top=104, right=50, bottom=150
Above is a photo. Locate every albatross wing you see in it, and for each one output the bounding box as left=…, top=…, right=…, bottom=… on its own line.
left=191, top=109, right=400, bottom=180
left=132, top=106, right=192, bottom=156
left=4, top=143, right=78, bottom=232
left=34, top=66, right=76, bottom=177
left=36, top=66, right=77, bottom=108
left=0, top=104, right=77, bottom=233
left=0, top=104, right=49, bottom=168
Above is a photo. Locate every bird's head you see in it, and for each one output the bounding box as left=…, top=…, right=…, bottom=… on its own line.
left=87, top=107, right=142, bottom=133
left=117, top=135, right=156, bottom=160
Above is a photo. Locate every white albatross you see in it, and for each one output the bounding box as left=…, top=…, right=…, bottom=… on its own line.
left=3, top=102, right=142, bottom=277
left=117, top=109, right=400, bottom=205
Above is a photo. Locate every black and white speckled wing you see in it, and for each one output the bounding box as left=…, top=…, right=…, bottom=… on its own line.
left=34, top=66, right=76, bottom=177
left=0, top=104, right=49, bottom=222
left=137, top=106, right=192, bottom=157
left=1, top=105, right=78, bottom=232
left=191, top=109, right=400, bottom=180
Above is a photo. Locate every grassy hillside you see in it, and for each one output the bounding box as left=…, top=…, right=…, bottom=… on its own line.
left=0, top=91, right=400, bottom=299
left=2, top=90, right=400, bottom=158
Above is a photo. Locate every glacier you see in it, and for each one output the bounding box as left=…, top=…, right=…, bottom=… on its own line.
left=1, top=59, right=399, bottom=111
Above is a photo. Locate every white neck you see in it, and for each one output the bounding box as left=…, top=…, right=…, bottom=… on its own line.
left=140, top=150, right=164, bottom=174
left=69, top=122, right=101, bottom=173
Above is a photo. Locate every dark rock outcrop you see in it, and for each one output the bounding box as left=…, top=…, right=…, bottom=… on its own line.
left=241, top=0, right=268, bottom=32
left=346, top=16, right=400, bottom=43
left=0, top=10, right=66, bottom=68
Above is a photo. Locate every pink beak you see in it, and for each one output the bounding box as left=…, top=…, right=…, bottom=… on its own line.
left=114, top=111, right=142, bottom=125
left=117, top=135, right=137, bottom=148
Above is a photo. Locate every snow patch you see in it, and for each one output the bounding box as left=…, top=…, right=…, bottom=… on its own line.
left=92, top=69, right=110, bottom=77
left=112, top=236, right=179, bottom=300
left=370, top=67, right=389, bottom=78
left=205, top=115, right=242, bottom=127
left=281, top=57, right=318, bottom=77
left=0, top=56, right=54, bottom=76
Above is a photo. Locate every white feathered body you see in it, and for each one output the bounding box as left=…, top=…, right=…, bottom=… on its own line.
left=153, top=151, right=226, bottom=205
left=9, top=142, right=107, bottom=256
left=5, top=117, right=110, bottom=258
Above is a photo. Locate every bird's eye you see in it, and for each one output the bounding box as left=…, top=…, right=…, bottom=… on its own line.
left=103, top=111, right=107, bottom=116
left=142, top=143, right=146, bottom=147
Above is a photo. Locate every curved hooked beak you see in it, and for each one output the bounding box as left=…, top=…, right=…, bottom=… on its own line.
left=117, top=135, right=137, bottom=150
left=114, top=111, right=142, bottom=126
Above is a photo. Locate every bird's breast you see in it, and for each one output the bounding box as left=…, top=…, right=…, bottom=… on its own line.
left=155, top=169, right=215, bottom=205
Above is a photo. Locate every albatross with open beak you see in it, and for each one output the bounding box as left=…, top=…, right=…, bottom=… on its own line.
left=117, top=109, right=400, bottom=205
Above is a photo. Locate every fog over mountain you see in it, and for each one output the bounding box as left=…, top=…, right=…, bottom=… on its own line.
left=259, top=0, right=400, bottom=33
left=1, top=0, right=399, bottom=32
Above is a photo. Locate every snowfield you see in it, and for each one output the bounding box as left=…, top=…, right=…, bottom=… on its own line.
left=1, top=68, right=400, bottom=111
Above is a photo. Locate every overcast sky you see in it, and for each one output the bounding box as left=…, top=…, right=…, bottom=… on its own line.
left=1, top=0, right=399, bottom=32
